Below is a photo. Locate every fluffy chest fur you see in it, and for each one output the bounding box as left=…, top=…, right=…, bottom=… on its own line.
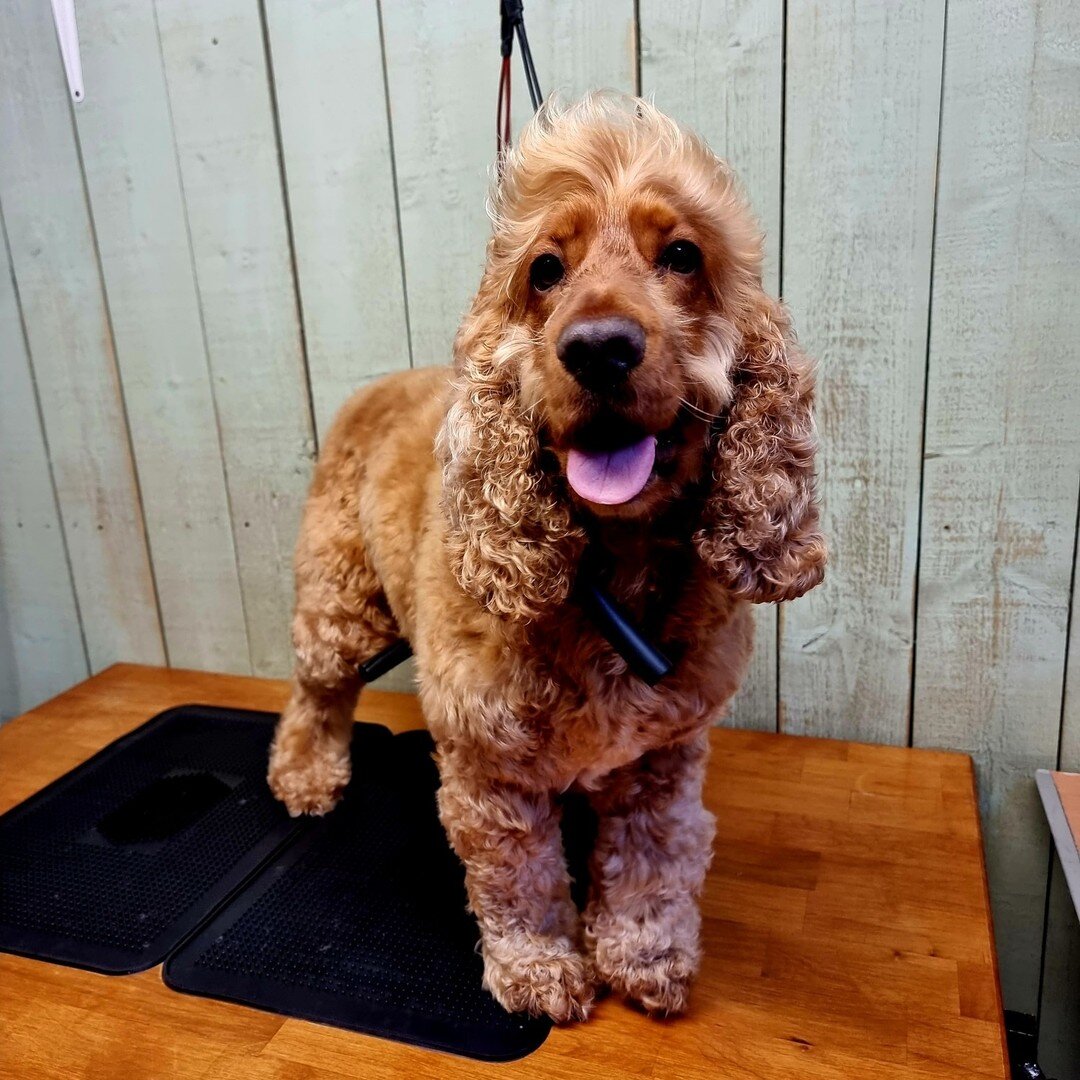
left=415, top=547, right=754, bottom=793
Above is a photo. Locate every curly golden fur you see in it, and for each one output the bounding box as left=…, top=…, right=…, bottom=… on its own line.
left=268, top=93, right=825, bottom=1023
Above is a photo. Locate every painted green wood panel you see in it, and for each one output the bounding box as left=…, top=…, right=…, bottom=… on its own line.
left=0, top=0, right=164, bottom=673
left=381, top=0, right=636, bottom=369
left=780, top=0, right=944, bottom=744
left=912, top=0, right=1080, bottom=1015
left=72, top=0, right=249, bottom=673
left=155, top=0, right=317, bottom=677
left=0, top=216, right=88, bottom=721
left=639, top=0, right=782, bottom=732
left=264, top=0, right=410, bottom=443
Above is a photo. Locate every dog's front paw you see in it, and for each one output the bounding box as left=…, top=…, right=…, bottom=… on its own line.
left=267, top=739, right=350, bottom=817
left=599, top=950, right=695, bottom=1016
left=482, top=932, right=595, bottom=1023
left=590, top=919, right=700, bottom=1016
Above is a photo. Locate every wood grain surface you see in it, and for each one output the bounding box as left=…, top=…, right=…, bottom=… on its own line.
left=0, top=0, right=164, bottom=678
left=911, top=0, right=1080, bottom=1015
left=155, top=0, right=316, bottom=678
left=72, top=0, right=249, bottom=673
left=639, top=0, right=783, bottom=734
left=0, top=665, right=1007, bottom=1079
left=0, top=228, right=88, bottom=719
left=263, top=0, right=410, bottom=443
left=780, top=0, right=944, bottom=744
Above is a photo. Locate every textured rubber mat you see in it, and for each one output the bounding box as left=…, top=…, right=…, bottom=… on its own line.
left=165, top=725, right=552, bottom=1062
left=0, top=705, right=300, bottom=974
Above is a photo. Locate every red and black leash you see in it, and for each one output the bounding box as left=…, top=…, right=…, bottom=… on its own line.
left=497, top=0, right=542, bottom=156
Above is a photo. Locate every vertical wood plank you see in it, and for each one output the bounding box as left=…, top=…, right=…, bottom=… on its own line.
left=912, top=0, right=1080, bottom=1014
left=72, top=0, right=249, bottom=673
left=0, top=0, right=164, bottom=673
left=0, top=216, right=88, bottom=721
left=639, top=0, right=781, bottom=287
left=264, top=0, right=410, bottom=442
left=640, top=0, right=783, bottom=731
left=154, top=0, right=317, bottom=676
left=381, top=0, right=636, bottom=369
left=780, top=0, right=944, bottom=743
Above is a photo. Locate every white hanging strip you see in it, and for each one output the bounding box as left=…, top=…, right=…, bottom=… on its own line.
left=50, top=0, right=84, bottom=103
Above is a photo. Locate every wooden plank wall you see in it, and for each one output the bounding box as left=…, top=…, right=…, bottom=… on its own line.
left=913, top=0, right=1080, bottom=1025
left=0, top=0, right=1076, bottom=1059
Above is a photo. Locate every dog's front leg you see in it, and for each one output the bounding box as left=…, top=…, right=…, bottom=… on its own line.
left=585, top=732, right=715, bottom=1015
left=437, top=767, right=593, bottom=1022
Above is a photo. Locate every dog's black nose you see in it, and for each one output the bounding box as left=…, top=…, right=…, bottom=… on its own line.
left=556, top=316, right=645, bottom=391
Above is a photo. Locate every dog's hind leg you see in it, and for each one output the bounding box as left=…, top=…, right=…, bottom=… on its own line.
left=268, top=452, right=399, bottom=817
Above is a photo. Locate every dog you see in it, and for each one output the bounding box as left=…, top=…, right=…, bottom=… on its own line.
left=267, top=93, right=825, bottom=1023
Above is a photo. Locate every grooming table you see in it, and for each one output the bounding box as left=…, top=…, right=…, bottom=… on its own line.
left=0, top=665, right=1008, bottom=1079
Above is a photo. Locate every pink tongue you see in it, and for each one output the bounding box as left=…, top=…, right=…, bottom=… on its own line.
left=566, top=435, right=657, bottom=505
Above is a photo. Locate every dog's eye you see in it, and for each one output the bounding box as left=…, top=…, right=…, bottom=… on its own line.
left=529, top=253, right=565, bottom=292
left=657, top=240, right=702, bottom=275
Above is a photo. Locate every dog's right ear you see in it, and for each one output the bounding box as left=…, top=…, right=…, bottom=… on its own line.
left=437, top=272, right=585, bottom=622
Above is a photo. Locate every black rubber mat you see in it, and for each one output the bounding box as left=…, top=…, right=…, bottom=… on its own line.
left=0, top=705, right=300, bottom=974
left=165, top=725, right=552, bottom=1061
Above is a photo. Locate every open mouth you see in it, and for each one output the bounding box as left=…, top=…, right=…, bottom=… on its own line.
left=562, top=414, right=684, bottom=506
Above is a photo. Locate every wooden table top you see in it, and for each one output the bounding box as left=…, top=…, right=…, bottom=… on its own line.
left=0, top=664, right=1008, bottom=1079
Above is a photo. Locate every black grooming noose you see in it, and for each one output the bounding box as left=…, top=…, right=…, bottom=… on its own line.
left=358, top=2, right=674, bottom=688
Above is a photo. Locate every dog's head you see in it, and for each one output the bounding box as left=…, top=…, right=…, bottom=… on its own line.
left=439, top=94, right=825, bottom=621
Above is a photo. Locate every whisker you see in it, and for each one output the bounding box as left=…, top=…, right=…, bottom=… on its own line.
left=678, top=396, right=723, bottom=423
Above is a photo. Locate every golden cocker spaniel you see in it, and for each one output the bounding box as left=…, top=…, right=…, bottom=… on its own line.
left=268, top=93, right=825, bottom=1023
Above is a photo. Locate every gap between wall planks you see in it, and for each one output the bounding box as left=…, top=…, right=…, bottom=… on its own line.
left=72, top=0, right=250, bottom=673
left=780, top=0, right=944, bottom=746
left=639, top=0, right=783, bottom=733
left=0, top=219, right=89, bottom=719
left=264, top=0, right=410, bottom=444
left=0, top=0, right=165, bottom=683
left=260, top=0, right=415, bottom=692
left=1, top=0, right=1079, bottom=1057
left=154, top=0, right=316, bottom=678
left=912, top=0, right=1080, bottom=1017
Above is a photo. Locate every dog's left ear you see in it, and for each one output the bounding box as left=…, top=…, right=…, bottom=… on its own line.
left=694, top=295, right=827, bottom=602
left=437, top=273, right=585, bottom=622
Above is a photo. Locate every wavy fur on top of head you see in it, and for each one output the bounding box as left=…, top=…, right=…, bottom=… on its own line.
left=440, top=91, right=824, bottom=616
